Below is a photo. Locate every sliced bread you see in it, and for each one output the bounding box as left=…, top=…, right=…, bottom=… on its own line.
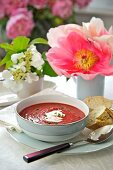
left=83, top=96, right=113, bottom=109
left=106, top=108, right=113, bottom=119
left=86, top=106, right=113, bottom=130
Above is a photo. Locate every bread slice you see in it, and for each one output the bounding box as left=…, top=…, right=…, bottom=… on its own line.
left=97, top=108, right=112, bottom=121
left=83, top=96, right=113, bottom=109
left=86, top=106, right=113, bottom=130
left=106, top=108, right=113, bottom=119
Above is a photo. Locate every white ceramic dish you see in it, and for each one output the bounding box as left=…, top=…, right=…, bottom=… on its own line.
left=7, top=129, right=113, bottom=154
left=23, top=129, right=81, bottom=142
left=16, top=94, right=89, bottom=142
left=0, top=80, right=56, bottom=107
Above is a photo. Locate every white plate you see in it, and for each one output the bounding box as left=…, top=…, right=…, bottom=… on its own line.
left=0, top=80, right=56, bottom=107
left=7, top=129, right=113, bottom=155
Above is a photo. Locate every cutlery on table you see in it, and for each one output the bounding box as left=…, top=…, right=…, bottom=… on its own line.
left=23, top=125, right=113, bottom=163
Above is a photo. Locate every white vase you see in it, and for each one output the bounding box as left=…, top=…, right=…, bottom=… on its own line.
left=76, top=75, right=105, bottom=100
left=17, top=78, right=43, bottom=98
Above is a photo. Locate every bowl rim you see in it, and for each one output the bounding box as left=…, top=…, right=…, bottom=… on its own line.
left=15, top=94, right=89, bottom=127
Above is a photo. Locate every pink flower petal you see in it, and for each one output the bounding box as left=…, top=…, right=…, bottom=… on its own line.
left=47, top=24, right=83, bottom=47
left=46, top=30, right=113, bottom=80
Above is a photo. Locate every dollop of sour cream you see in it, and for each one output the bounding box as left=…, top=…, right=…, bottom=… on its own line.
left=89, top=125, right=113, bottom=141
left=44, top=110, right=65, bottom=123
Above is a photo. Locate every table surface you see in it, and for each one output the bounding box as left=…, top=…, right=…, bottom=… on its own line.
left=0, top=76, right=113, bottom=170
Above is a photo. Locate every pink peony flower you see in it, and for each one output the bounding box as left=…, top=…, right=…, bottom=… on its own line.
left=0, top=8, right=5, bottom=20
left=83, top=17, right=113, bottom=52
left=29, top=0, right=48, bottom=9
left=82, top=17, right=109, bottom=37
left=6, top=8, right=35, bottom=39
left=3, top=0, right=28, bottom=16
left=0, top=0, right=5, bottom=19
left=51, top=0, right=73, bottom=19
left=47, top=24, right=83, bottom=47
left=46, top=31, right=113, bottom=80
left=47, top=0, right=56, bottom=8
left=75, top=0, right=92, bottom=8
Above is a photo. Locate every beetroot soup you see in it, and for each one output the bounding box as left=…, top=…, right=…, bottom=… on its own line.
left=19, top=103, right=85, bottom=125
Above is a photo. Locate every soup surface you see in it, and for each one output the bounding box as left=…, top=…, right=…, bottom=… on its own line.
left=19, top=103, right=85, bottom=125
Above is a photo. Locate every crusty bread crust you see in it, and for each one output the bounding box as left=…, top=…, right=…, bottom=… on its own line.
left=86, top=106, right=113, bottom=130
left=83, top=96, right=113, bottom=109
left=86, top=119, right=113, bottom=130
left=106, top=108, right=113, bottom=119
left=84, top=96, right=113, bottom=130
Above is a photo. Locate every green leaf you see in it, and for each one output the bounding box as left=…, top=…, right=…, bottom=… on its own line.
left=30, top=38, right=48, bottom=45
left=42, top=52, right=57, bottom=77
left=0, top=43, right=16, bottom=52
left=6, top=60, right=13, bottom=69
left=0, top=51, right=13, bottom=67
left=0, top=36, right=30, bottom=53
left=42, top=52, right=47, bottom=60
left=12, top=36, right=30, bottom=52
left=43, top=60, right=58, bottom=77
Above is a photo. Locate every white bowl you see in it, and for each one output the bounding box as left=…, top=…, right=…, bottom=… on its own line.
left=16, top=93, right=89, bottom=142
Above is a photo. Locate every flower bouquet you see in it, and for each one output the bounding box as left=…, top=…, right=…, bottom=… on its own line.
left=0, top=36, right=57, bottom=97
left=45, top=17, right=113, bottom=99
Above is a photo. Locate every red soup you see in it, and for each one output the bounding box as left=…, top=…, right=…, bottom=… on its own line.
left=19, top=103, right=85, bottom=125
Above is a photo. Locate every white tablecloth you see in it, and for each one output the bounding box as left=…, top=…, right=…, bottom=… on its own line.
left=0, top=76, right=113, bottom=170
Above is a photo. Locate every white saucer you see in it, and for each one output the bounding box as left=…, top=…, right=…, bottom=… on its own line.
left=0, top=80, right=56, bottom=107
left=7, top=129, right=113, bottom=155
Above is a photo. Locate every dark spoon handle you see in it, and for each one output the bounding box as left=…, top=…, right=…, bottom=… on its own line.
left=23, top=143, right=71, bottom=163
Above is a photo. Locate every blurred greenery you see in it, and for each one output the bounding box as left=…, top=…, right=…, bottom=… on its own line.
left=30, top=7, right=76, bottom=40
left=29, top=7, right=76, bottom=52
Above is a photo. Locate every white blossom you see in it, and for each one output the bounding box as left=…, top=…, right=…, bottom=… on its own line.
left=11, top=52, right=25, bottom=64
left=31, top=56, right=44, bottom=69
left=2, top=45, right=44, bottom=93
left=31, top=52, right=44, bottom=69
left=13, top=61, right=26, bottom=72
left=27, top=44, right=37, bottom=54
left=28, top=44, right=44, bottom=69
